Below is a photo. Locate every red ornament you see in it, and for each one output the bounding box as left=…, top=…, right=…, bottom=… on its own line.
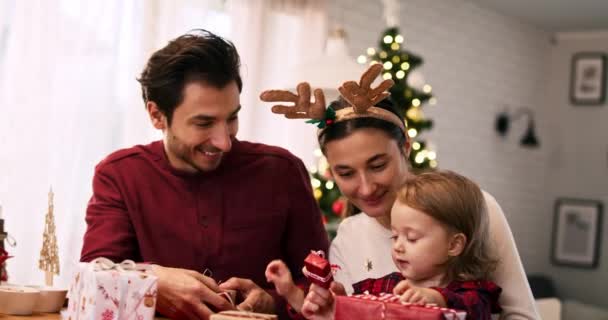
left=0, top=248, right=11, bottom=282
left=303, top=251, right=333, bottom=289
left=332, top=199, right=345, bottom=215
left=0, top=248, right=11, bottom=265
left=321, top=215, right=328, bottom=225
left=325, top=119, right=334, bottom=126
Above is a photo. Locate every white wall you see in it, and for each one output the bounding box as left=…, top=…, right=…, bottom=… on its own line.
left=329, top=0, right=607, bottom=308
left=542, top=31, right=608, bottom=308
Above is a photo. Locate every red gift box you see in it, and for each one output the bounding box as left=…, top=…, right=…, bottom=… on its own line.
left=302, top=250, right=333, bottom=289
left=335, top=293, right=466, bottom=320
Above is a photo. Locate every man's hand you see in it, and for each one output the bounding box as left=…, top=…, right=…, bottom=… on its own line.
left=219, top=277, right=275, bottom=314
left=393, top=280, right=446, bottom=307
left=152, top=265, right=234, bottom=320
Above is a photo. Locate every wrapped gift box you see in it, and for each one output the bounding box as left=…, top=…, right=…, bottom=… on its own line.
left=302, top=250, right=332, bottom=289
left=64, top=258, right=157, bottom=320
left=335, top=293, right=466, bottom=320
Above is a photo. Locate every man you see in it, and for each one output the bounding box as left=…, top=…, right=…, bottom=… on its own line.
left=81, top=30, right=329, bottom=320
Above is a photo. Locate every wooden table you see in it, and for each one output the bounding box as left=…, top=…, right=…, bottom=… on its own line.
left=0, top=314, right=60, bottom=319
left=0, top=314, right=168, bottom=319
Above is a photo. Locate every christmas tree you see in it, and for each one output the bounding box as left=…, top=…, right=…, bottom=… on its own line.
left=309, top=154, right=346, bottom=239
left=312, top=0, right=437, bottom=238
left=39, top=187, right=60, bottom=286
left=361, top=26, right=437, bottom=170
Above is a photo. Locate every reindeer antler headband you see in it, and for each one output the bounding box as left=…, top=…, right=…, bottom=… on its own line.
left=260, top=64, right=406, bottom=134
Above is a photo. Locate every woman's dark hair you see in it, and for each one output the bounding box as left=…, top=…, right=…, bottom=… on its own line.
left=137, top=29, right=242, bottom=124
left=318, top=97, right=407, bottom=153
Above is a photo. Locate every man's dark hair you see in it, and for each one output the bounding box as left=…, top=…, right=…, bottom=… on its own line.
left=137, top=29, right=242, bottom=124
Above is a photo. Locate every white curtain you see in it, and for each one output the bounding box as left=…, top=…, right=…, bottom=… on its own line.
left=0, top=0, right=229, bottom=287
left=0, top=0, right=327, bottom=288
left=229, top=0, right=328, bottom=168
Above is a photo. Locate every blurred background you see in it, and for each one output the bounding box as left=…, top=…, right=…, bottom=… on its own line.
left=1, top=1, right=607, bottom=318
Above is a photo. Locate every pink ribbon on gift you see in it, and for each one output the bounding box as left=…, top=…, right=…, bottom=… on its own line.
left=92, top=257, right=146, bottom=272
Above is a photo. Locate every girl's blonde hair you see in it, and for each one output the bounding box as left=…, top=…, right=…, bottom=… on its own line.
left=395, top=170, right=498, bottom=281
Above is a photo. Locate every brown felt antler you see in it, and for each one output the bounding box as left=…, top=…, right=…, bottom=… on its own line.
left=338, top=63, right=394, bottom=113
left=260, top=82, right=326, bottom=120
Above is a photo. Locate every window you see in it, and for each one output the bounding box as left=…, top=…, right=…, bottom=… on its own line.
left=0, top=0, right=15, bottom=67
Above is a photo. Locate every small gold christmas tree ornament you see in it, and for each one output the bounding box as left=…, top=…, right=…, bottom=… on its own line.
left=39, top=187, right=60, bottom=286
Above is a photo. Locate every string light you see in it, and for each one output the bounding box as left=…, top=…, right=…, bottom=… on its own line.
left=392, top=56, right=400, bottom=63
left=311, top=179, right=321, bottom=188
left=390, top=43, right=400, bottom=50
left=412, top=142, right=421, bottom=150
left=408, top=128, right=418, bottom=138
left=428, top=151, right=437, bottom=160
left=314, top=189, right=323, bottom=200
left=396, top=70, right=405, bottom=79
left=395, top=35, right=404, bottom=43
left=318, top=157, right=329, bottom=175
left=430, top=160, right=438, bottom=168
left=400, top=62, right=410, bottom=70
left=379, top=51, right=388, bottom=59
left=406, top=107, right=422, bottom=120
left=325, top=181, right=334, bottom=189
left=383, top=35, right=393, bottom=44
left=309, top=166, right=318, bottom=174
left=423, top=84, right=432, bottom=93
left=313, top=148, right=323, bottom=157
left=367, top=47, right=376, bottom=55
left=429, top=98, right=437, bottom=105
left=412, top=99, right=421, bottom=107
left=383, top=61, right=393, bottom=70
left=383, top=73, right=393, bottom=80
left=415, top=154, right=424, bottom=164
left=357, top=55, right=367, bottom=64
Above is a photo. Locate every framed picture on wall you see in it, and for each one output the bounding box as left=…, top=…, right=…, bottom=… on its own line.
left=552, top=198, right=603, bottom=268
left=570, top=52, right=606, bottom=105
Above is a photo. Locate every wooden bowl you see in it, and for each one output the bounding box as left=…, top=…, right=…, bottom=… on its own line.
left=28, top=285, right=68, bottom=313
left=0, top=285, right=41, bottom=315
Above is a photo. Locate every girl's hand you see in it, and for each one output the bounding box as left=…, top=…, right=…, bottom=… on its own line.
left=266, top=260, right=305, bottom=313
left=301, top=282, right=345, bottom=320
left=265, top=260, right=295, bottom=296
left=393, top=280, right=446, bottom=307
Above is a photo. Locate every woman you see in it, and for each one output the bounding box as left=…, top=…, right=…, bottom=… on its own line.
left=261, top=64, right=539, bottom=319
